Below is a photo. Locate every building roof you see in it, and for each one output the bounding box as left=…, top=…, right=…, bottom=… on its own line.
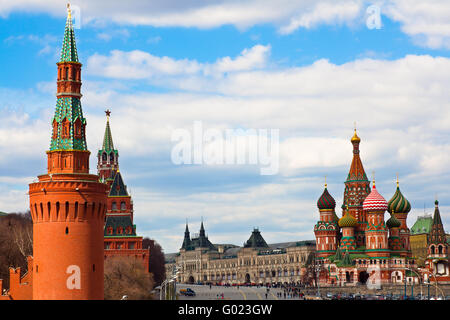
left=104, top=215, right=136, bottom=237
left=387, top=182, right=411, bottom=214
left=98, top=116, right=118, bottom=156
left=317, top=186, right=336, bottom=210
left=60, top=5, right=78, bottom=63
left=410, top=215, right=433, bottom=235
left=346, top=129, right=369, bottom=182
left=362, top=183, right=388, bottom=211
left=244, top=228, right=269, bottom=248
left=109, top=171, right=129, bottom=197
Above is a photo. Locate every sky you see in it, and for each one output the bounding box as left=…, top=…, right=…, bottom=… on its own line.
left=0, top=0, right=450, bottom=253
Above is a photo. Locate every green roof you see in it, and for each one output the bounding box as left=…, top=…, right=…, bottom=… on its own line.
left=104, top=215, right=136, bottom=237
left=60, top=7, right=78, bottom=62
left=99, top=119, right=118, bottom=155
left=50, top=97, right=87, bottom=151
left=410, top=216, right=433, bottom=235
left=109, top=172, right=129, bottom=197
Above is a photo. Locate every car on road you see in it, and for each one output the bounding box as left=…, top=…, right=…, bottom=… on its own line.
left=180, top=288, right=196, bottom=296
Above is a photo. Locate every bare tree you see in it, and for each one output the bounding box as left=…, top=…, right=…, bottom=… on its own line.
left=142, top=237, right=166, bottom=287
left=0, top=212, right=33, bottom=289
left=104, top=256, right=154, bottom=300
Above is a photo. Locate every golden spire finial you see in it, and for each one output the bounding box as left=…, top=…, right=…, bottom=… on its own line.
left=396, top=173, right=399, bottom=188
left=372, top=171, right=376, bottom=187
left=324, top=175, right=327, bottom=188
left=351, top=122, right=360, bottom=143
left=67, top=2, right=72, bottom=20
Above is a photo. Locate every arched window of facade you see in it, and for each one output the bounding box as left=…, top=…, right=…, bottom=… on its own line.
left=112, top=202, right=117, bottom=211
left=120, top=201, right=126, bottom=211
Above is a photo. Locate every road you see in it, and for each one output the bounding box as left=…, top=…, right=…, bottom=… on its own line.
left=176, top=284, right=307, bottom=300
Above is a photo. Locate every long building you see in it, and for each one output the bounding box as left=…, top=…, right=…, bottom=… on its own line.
left=165, top=225, right=315, bottom=285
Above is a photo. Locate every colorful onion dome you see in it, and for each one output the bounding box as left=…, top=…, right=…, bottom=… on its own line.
left=363, top=183, right=388, bottom=211
left=387, top=181, right=411, bottom=214
left=317, top=185, right=336, bottom=210
left=351, top=128, right=361, bottom=143
left=386, top=212, right=401, bottom=228
left=338, top=211, right=358, bottom=228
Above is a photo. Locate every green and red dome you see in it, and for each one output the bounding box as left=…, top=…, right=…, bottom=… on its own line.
left=387, top=183, right=411, bottom=214
left=317, top=186, right=336, bottom=210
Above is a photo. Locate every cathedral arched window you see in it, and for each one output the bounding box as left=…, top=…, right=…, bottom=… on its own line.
left=431, top=245, right=435, bottom=254
left=111, top=202, right=117, bottom=211
left=438, top=245, right=443, bottom=254
left=102, top=152, right=107, bottom=162
left=110, top=152, right=115, bottom=162
left=121, top=201, right=126, bottom=211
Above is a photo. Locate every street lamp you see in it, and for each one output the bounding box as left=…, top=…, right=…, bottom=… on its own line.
left=160, top=265, right=181, bottom=300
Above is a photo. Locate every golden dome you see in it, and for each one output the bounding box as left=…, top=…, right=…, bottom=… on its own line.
left=351, top=129, right=360, bottom=143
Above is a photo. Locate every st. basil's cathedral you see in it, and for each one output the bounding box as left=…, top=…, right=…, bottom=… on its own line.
left=314, top=129, right=449, bottom=286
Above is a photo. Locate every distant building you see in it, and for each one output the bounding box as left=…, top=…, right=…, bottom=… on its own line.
left=410, top=214, right=434, bottom=266
left=99, top=112, right=150, bottom=271
left=166, top=224, right=315, bottom=285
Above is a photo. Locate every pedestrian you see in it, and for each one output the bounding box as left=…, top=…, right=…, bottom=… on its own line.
left=265, top=293, right=268, bottom=299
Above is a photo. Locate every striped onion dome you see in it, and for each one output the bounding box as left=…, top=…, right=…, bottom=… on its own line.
left=386, top=213, right=401, bottom=228
left=317, top=186, right=336, bottom=210
left=387, top=184, right=411, bottom=214
left=363, top=183, right=388, bottom=211
left=338, top=211, right=358, bottom=228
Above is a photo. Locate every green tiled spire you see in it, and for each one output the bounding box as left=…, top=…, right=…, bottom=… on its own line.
left=50, top=98, right=87, bottom=151
left=60, top=5, right=79, bottom=63
left=102, top=118, right=114, bottom=152
left=98, top=110, right=119, bottom=156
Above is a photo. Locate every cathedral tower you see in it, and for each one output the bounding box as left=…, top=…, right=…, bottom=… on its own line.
left=28, top=5, right=108, bottom=299
left=343, top=129, right=371, bottom=247
left=387, top=178, right=412, bottom=257
left=314, top=184, right=339, bottom=257
left=363, top=180, right=389, bottom=257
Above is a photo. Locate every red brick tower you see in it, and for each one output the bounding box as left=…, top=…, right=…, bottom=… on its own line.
left=28, top=5, right=108, bottom=300
left=100, top=113, right=150, bottom=271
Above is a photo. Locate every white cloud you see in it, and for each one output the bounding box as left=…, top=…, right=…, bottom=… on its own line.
left=2, top=1, right=450, bottom=49
left=383, top=0, right=450, bottom=49
left=86, top=44, right=271, bottom=80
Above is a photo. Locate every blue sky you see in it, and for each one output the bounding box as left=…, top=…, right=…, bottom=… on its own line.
left=0, top=0, right=450, bottom=253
